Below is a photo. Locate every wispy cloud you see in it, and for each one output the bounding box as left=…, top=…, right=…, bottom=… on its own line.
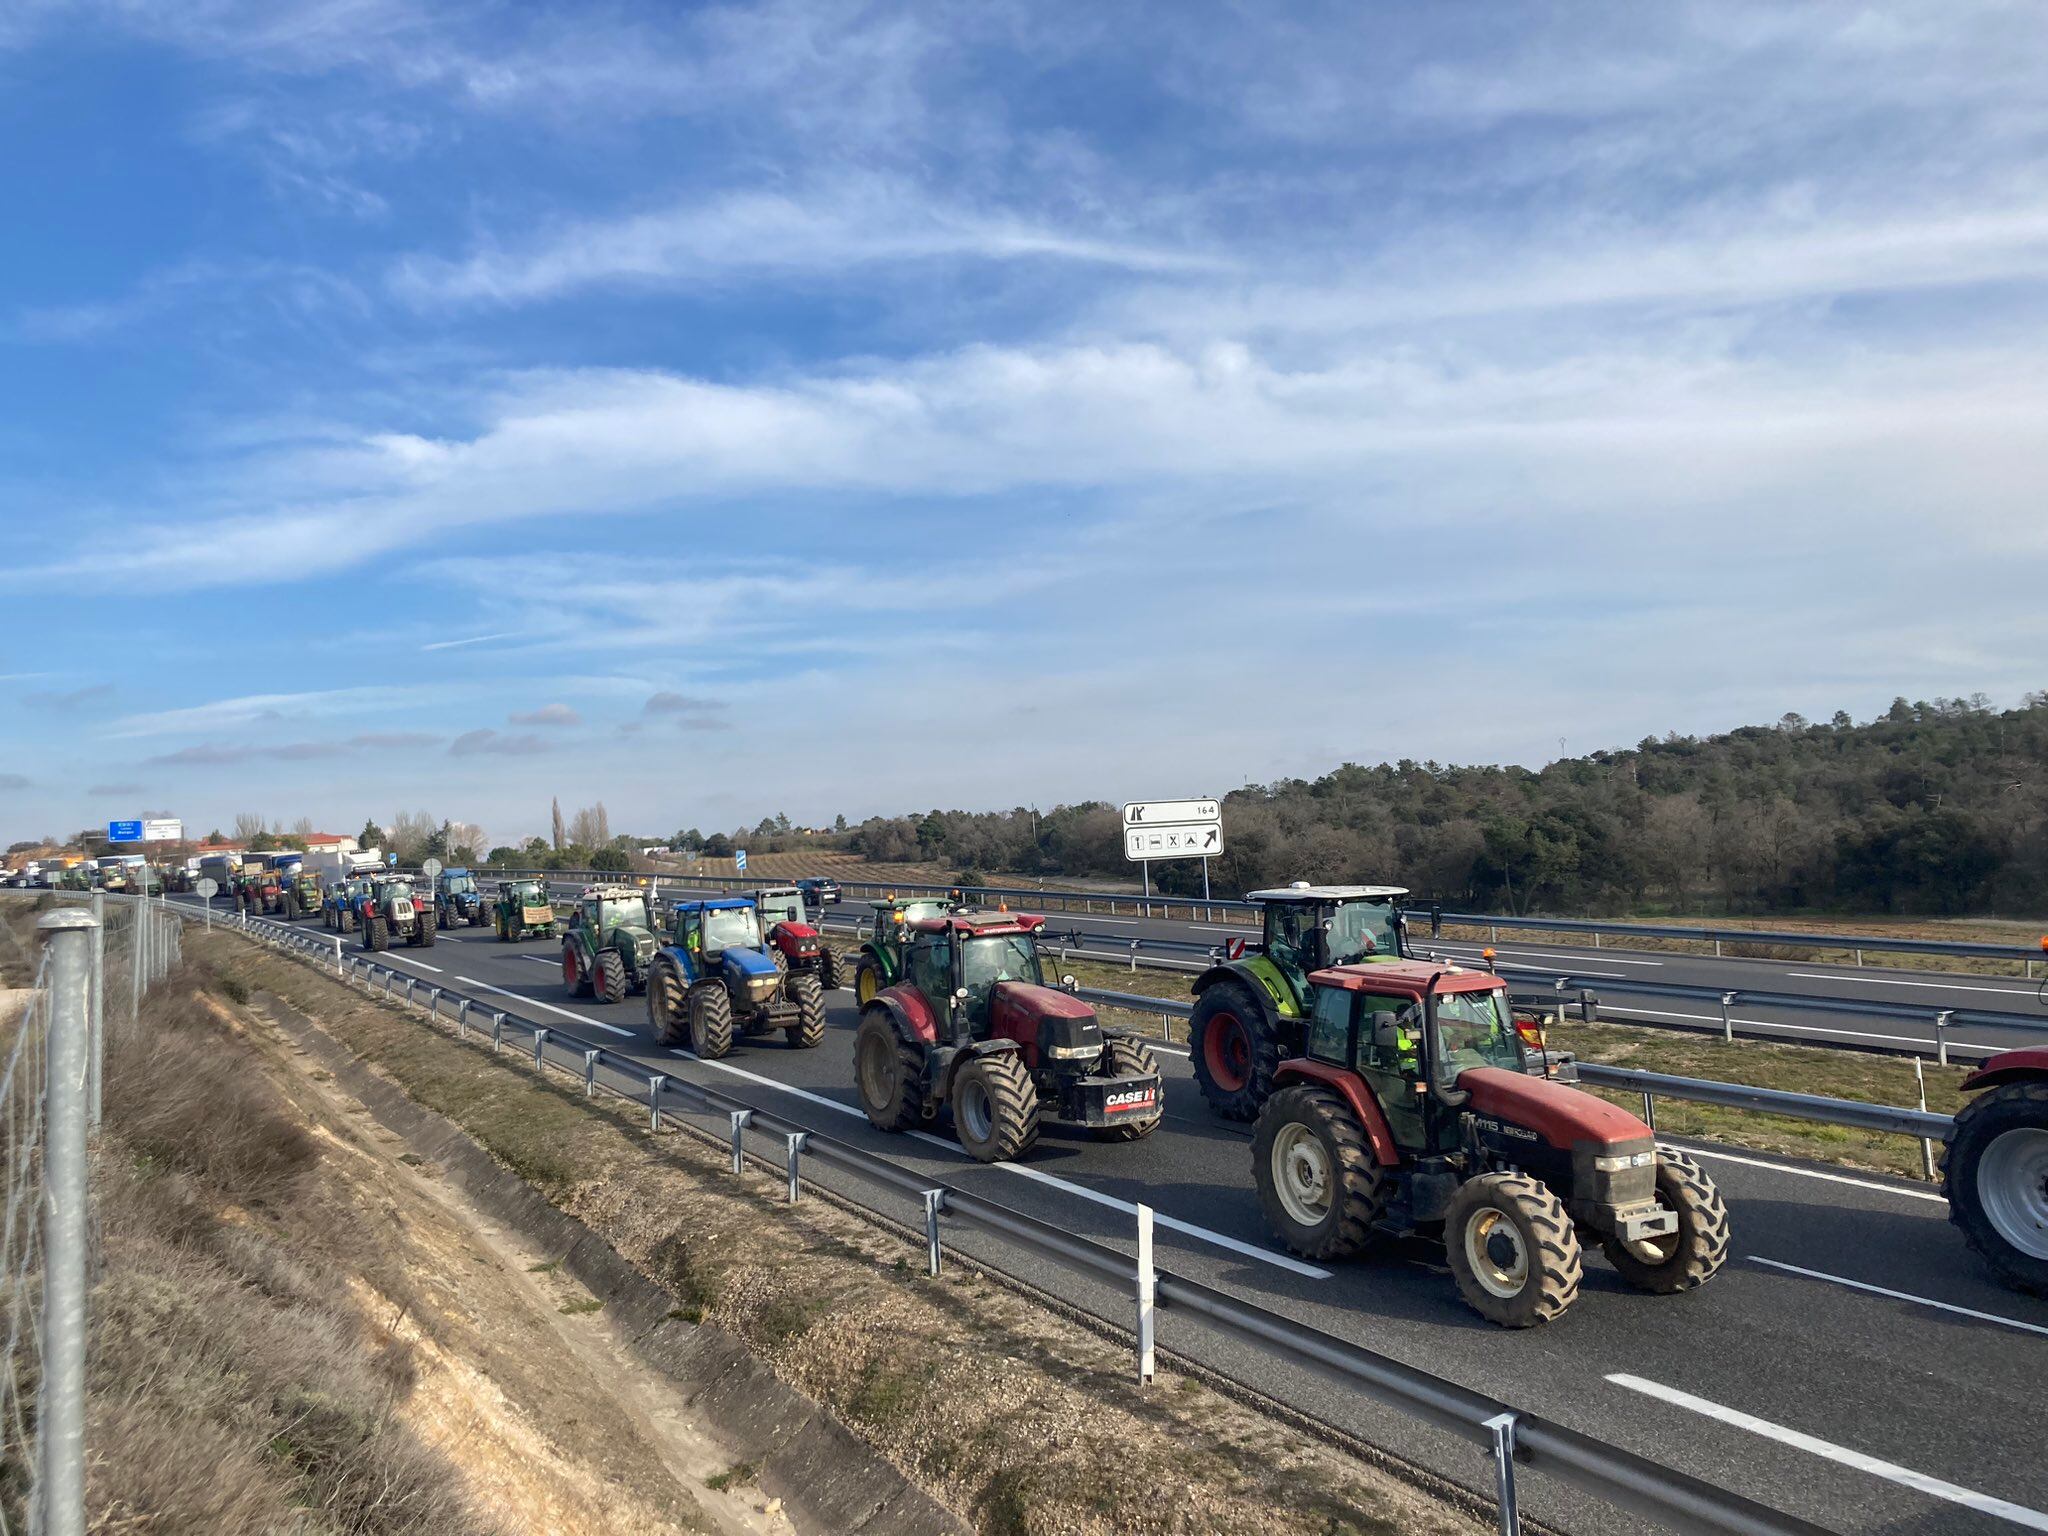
left=508, top=703, right=579, bottom=726
left=109, top=689, right=436, bottom=739
left=141, top=731, right=440, bottom=766
left=421, top=633, right=514, bottom=652
left=23, top=683, right=113, bottom=711
left=449, top=728, right=550, bottom=756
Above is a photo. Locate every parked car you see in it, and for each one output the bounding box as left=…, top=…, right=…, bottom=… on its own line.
left=796, top=877, right=842, bottom=912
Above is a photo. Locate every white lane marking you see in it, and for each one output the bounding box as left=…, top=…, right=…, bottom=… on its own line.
left=378, top=954, right=444, bottom=974
left=1746, top=1257, right=2048, bottom=1338
left=1606, top=1373, right=2048, bottom=1530
left=455, top=976, right=637, bottom=1037
left=1787, top=972, right=2045, bottom=1001
left=521, top=954, right=560, bottom=967
left=1491, top=961, right=1632, bottom=979
left=1601, top=1004, right=2002, bottom=1056
left=1437, top=944, right=1665, bottom=968
left=667, top=1050, right=1327, bottom=1278
left=1669, top=1145, right=1947, bottom=1203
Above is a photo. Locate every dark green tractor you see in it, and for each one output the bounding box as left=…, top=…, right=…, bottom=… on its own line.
left=494, top=878, right=560, bottom=942
left=850, top=894, right=956, bottom=1007
left=561, top=885, right=659, bottom=1004
left=281, top=870, right=323, bottom=920
left=1189, top=883, right=1410, bottom=1121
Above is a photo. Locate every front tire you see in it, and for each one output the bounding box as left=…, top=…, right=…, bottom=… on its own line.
left=593, top=948, right=627, bottom=1004
left=364, top=915, right=389, bottom=953
left=817, top=948, right=841, bottom=992
left=786, top=972, right=826, bottom=1048
left=1444, top=1172, right=1582, bottom=1327
left=687, top=983, right=734, bottom=1059
left=951, top=1052, right=1039, bottom=1163
left=1600, top=1150, right=1730, bottom=1294
left=853, top=958, right=882, bottom=1007
left=415, top=915, right=436, bottom=948
left=1190, top=978, right=1283, bottom=1121
left=1252, top=1086, right=1385, bottom=1258
left=647, top=956, right=686, bottom=1045
left=854, top=1010, right=923, bottom=1132
left=1094, top=1036, right=1163, bottom=1142
left=1945, top=1079, right=2048, bottom=1295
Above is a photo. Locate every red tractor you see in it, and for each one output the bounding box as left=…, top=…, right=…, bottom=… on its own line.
left=1252, top=959, right=1729, bottom=1326
left=1944, top=1046, right=2048, bottom=1296
left=853, top=911, right=1163, bottom=1162
left=752, top=885, right=842, bottom=992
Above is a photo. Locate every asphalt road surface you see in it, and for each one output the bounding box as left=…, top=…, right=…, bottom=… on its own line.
left=183, top=890, right=2048, bottom=1536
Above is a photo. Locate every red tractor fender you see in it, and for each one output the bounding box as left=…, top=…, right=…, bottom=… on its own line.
left=1271, top=1059, right=1402, bottom=1167
left=869, top=985, right=941, bottom=1045
left=1961, top=1046, right=2048, bottom=1093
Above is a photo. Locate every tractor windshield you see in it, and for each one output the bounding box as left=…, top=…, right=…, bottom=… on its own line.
left=601, top=898, right=651, bottom=933
left=702, top=907, right=763, bottom=953
left=443, top=875, right=476, bottom=895
left=959, top=934, right=1042, bottom=995
left=1432, top=989, right=1519, bottom=1077
left=1327, top=899, right=1398, bottom=965
left=757, top=891, right=804, bottom=926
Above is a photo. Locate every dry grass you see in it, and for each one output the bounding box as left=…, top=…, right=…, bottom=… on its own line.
left=0, top=948, right=501, bottom=1536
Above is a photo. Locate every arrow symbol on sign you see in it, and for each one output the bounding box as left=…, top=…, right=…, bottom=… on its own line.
left=1203, top=829, right=1218, bottom=848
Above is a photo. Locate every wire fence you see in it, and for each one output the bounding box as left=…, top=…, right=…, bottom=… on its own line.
left=0, top=894, right=183, bottom=1536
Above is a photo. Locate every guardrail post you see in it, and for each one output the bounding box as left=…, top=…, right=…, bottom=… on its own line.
left=1713, top=937, right=1722, bottom=957
left=1640, top=1092, right=1657, bottom=1133
left=785, top=1132, right=809, bottom=1203
left=1482, top=1411, right=1522, bottom=1536
left=334, top=934, right=343, bottom=975
left=729, top=1109, right=753, bottom=1173
left=492, top=1011, right=506, bottom=1053
left=456, top=998, right=469, bottom=1038
left=424, top=986, right=441, bottom=1017
left=1934, top=1009, right=1953, bottom=1067
left=923, top=1189, right=945, bottom=1276
left=533, top=1027, right=549, bottom=1069
left=1854, top=947, right=1863, bottom=967
left=1129, top=938, right=1140, bottom=973
left=1134, top=1202, right=1156, bottom=1386
left=648, top=1074, right=667, bottom=1131
left=584, top=1049, right=600, bottom=1097
left=1720, top=991, right=1736, bottom=1044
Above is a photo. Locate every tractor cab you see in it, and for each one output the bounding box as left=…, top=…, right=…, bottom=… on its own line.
left=670, top=897, right=764, bottom=958
left=898, top=912, right=1059, bottom=1044
left=1246, top=884, right=1410, bottom=992
left=647, top=898, right=819, bottom=1052
left=851, top=894, right=958, bottom=1004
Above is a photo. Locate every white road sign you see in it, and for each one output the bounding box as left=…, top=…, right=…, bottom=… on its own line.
left=141, top=818, right=183, bottom=843
left=195, top=877, right=218, bottom=899
left=1124, top=823, right=1224, bottom=861
left=1123, top=799, right=1218, bottom=828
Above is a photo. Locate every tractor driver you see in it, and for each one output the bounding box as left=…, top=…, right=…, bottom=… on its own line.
left=1362, top=1001, right=1422, bottom=1077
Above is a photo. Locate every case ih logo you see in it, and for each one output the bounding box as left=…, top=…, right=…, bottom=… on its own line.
left=1104, top=1088, right=1157, bottom=1113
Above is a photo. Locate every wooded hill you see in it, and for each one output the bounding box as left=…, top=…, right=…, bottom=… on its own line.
left=831, top=693, right=2048, bottom=917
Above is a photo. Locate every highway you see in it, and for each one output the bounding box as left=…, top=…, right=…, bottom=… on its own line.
left=182, top=890, right=2048, bottom=1536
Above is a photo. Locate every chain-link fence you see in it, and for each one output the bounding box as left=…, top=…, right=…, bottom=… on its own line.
left=0, top=893, right=183, bottom=1536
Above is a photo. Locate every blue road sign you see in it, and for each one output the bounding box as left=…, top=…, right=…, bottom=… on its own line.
left=107, top=820, right=142, bottom=842
left=735, top=848, right=748, bottom=873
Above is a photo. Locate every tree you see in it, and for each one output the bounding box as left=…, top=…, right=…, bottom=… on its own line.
left=567, top=802, right=610, bottom=848
left=833, top=813, right=847, bottom=833
left=551, top=797, right=565, bottom=851
left=233, top=811, right=266, bottom=841
left=590, top=847, right=630, bottom=872
left=703, top=832, right=733, bottom=858
left=486, top=845, right=519, bottom=865
left=357, top=818, right=383, bottom=850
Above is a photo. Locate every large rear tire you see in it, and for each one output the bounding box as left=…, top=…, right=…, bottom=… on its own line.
left=283, top=893, right=299, bottom=921
left=593, top=948, right=627, bottom=1005
left=1251, top=1086, right=1385, bottom=1259
left=1190, top=977, right=1283, bottom=1121
left=786, top=973, right=826, bottom=1048
left=1944, top=1079, right=2048, bottom=1296
left=647, top=956, right=687, bottom=1046
left=1600, top=1150, right=1730, bottom=1294
left=687, top=982, right=734, bottom=1059
left=1444, top=1172, right=1582, bottom=1327
left=563, top=943, right=591, bottom=998
left=951, top=1052, right=1040, bottom=1163
left=1093, top=1036, right=1163, bottom=1142
left=854, top=1010, right=923, bottom=1132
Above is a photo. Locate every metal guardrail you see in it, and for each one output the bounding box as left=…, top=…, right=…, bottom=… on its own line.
left=1422, top=909, right=2048, bottom=965
left=199, top=905, right=1827, bottom=1536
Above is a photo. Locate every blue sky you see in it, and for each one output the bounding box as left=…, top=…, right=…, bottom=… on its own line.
left=4, top=1, right=2048, bottom=847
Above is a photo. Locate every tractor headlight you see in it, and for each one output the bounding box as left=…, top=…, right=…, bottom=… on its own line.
left=748, top=975, right=781, bottom=1005
left=1593, top=1150, right=1656, bottom=1172
left=1046, top=1043, right=1099, bottom=1061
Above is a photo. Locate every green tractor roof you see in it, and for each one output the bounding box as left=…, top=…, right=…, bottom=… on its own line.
left=1245, top=883, right=1409, bottom=903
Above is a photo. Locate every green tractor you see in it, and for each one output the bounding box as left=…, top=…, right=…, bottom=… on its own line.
left=1189, top=883, right=1410, bottom=1120
left=281, top=870, right=323, bottom=921
left=493, top=878, right=560, bottom=942
left=849, top=894, right=957, bottom=1006
left=561, top=885, right=659, bottom=1004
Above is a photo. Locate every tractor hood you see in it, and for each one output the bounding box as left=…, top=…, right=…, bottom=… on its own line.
left=720, top=946, right=785, bottom=1006
left=1457, top=1066, right=1648, bottom=1150
left=612, top=925, right=658, bottom=960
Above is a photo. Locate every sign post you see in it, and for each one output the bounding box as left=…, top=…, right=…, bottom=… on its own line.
left=1121, top=799, right=1223, bottom=904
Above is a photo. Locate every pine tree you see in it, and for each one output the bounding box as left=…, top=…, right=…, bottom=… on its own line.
left=551, top=797, right=565, bottom=851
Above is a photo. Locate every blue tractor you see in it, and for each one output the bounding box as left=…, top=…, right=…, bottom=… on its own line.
left=435, top=866, right=487, bottom=928
left=646, top=898, right=827, bottom=1059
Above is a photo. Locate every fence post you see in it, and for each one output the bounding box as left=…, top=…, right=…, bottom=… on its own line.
left=648, top=1074, right=667, bottom=1131
left=1720, top=991, right=1736, bottom=1044
left=785, top=1132, right=809, bottom=1203
left=38, top=908, right=97, bottom=1536
left=533, top=1028, right=549, bottom=1070
left=1134, top=1203, right=1157, bottom=1386
left=130, top=894, right=145, bottom=1020
left=729, top=1109, right=753, bottom=1173
left=923, top=1189, right=945, bottom=1276
left=456, top=998, right=469, bottom=1039
left=334, top=934, right=343, bottom=975
left=1482, top=1411, right=1522, bottom=1536
left=88, top=891, right=104, bottom=1131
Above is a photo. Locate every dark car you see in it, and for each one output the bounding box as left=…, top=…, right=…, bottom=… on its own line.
left=795, top=877, right=841, bottom=912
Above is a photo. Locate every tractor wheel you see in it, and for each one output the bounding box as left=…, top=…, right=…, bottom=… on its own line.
left=853, top=958, right=882, bottom=1007
left=283, top=893, right=299, bottom=921
left=436, top=904, right=449, bottom=930
left=1943, top=1079, right=2048, bottom=1295
left=1190, top=978, right=1282, bottom=1121
left=593, top=948, right=627, bottom=1005
left=416, top=915, right=436, bottom=948
left=647, top=957, right=687, bottom=1046
left=470, top=909, right=486, bottom=928
left=1094, top=1037, right=1163, bottom=1142
left=364, top=916, right=389, bottom=953
left=1600, top=1150, right=1730, bottom=1294
left=1252, top=1086, right=1385, bottom=1258
left=687, top=983, right=734, bottom=1060
left=340, top=906, right=356, bottom=934
left=786, top=973, right=826, bottom=1049
left=562, top=944, right=592, bottom=998
left=952, top=1052, right=1040, bottom=1163
left=1444, top=1172, right=1582, bottom=1327
left=854, top=1010, right=924, bottom=1132
left=817, top=947, right=842, bottom=992
left=495, top=913, right=509, bottom=941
